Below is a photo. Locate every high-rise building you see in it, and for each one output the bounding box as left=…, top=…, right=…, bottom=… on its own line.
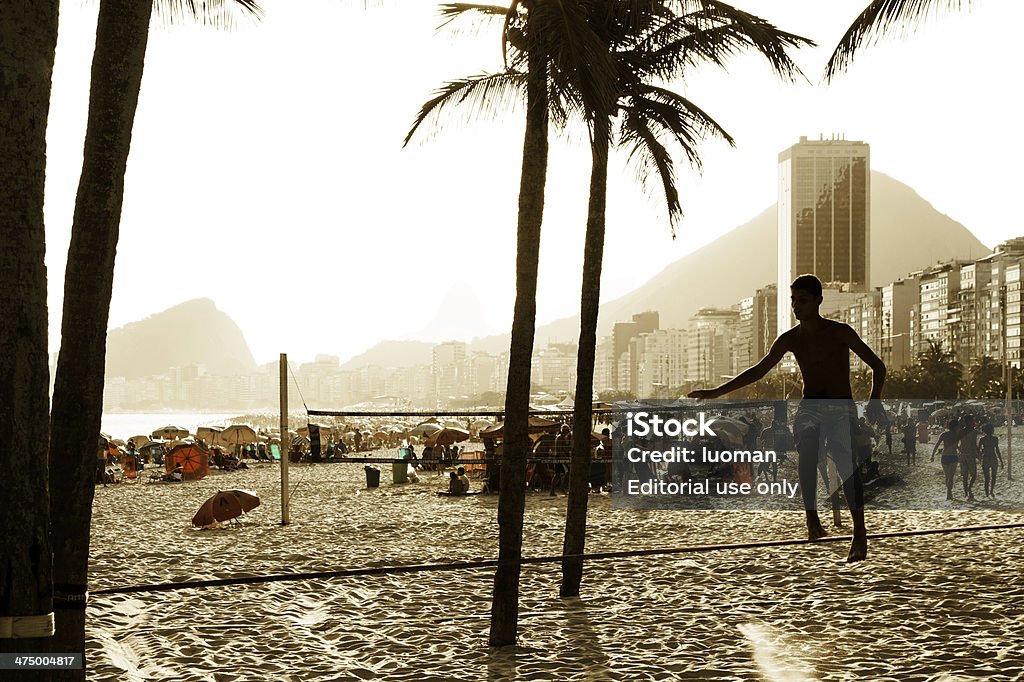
left=611, top=311, right=659, bottom=390
left=777, top=136, right=870, bottom=334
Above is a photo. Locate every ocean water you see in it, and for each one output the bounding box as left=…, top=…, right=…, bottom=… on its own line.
left=101, top=412, right=243, bottom=440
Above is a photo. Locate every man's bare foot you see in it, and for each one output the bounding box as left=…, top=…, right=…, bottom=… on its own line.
left=807, top=522, right=828, bottom=540
left=847, top=534, right=867, bottom=562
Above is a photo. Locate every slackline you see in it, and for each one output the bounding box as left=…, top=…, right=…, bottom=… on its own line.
left=90, top=522, right=1024, bottom=597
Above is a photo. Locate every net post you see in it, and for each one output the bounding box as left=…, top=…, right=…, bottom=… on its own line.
left=280, top=353, right=290, bottom=524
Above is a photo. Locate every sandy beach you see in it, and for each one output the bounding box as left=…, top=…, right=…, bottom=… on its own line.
left=85, top=447, right=1024, bottom=681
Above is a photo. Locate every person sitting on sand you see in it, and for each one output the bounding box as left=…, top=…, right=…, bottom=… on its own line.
left=448, top=471, right=466, bottom=495
left=931, top=419, right=960, bottom=501
left=979, top=422, right=1004, bottom=498
left=456, top=466, right=471, bottom=492
left=689, top=274, right=885, bottom=563
left=168, top=464, right=184, bottom=482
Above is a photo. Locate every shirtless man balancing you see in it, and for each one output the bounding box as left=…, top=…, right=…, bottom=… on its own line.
left=689, top=275, right=886, bottom=562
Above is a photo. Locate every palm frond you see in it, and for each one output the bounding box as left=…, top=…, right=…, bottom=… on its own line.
left=636, top=2, right=813, bottom=83
left=531, top=0, right=619, bottom=118
left=152, top=0, right=262, bottom=28
left=825, top=0, right=967, bottom=81
left=437, top=3, right=511, bottom=33
left=619, top=110, right=682, bottom=235
left=633, top=85, right=734, bottom=153
left=404, top=71, right=528, bottom=147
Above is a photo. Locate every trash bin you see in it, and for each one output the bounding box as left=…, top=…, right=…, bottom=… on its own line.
left=392, top=461, right=408, bottom=484
left=364, top=465, right=381, bottom=488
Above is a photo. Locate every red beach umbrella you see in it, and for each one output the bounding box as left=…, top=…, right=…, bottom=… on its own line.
left=425, top=427, right=470, bottom=447
left=192, top=489, right=261, bottom=527
left=165, top=444, right=210, bottom=481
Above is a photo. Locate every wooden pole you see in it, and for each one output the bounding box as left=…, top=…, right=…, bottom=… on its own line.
left=280, top=353, right=290, bottom=525
left=1008, top=365, right=1013, bottom=481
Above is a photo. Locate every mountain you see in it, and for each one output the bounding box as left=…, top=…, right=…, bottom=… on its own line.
left=105, top=298, right=257, bottom=379
left=411, top=283, right=499, bottom=343
left=474, top=171, right=990, bottom=347
left=339, top=340, right=435, bottom=370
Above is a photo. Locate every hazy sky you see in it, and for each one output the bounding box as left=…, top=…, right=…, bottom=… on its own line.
left=44, top=0, right=1023, bottom=366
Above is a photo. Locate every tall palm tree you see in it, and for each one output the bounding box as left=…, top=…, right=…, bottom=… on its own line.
left=561, top=0, right=811, bottom=597
left=826, top=0, right=967, bottom=80
left=0, top=0, right=59, bottom=663
left=44, top=0, right=260, bottom=670
left=407, top=0, right=615, bottom=646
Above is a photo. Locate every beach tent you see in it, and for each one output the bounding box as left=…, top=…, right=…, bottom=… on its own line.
left=165, top=444, right=210, bottom=481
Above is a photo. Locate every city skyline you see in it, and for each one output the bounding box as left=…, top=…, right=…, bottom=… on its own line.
left=101, top=231, right=1024, bottom=412
left=44, top=1, right=1024, bottom=365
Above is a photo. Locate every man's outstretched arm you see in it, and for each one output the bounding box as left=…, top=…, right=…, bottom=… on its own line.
left=688, top=335, right=789, bottom=400
left=845, top=326, right=886, bottom=400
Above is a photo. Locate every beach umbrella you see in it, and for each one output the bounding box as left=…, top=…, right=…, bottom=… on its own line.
left=480, top=416, right=561, bottom=440
left=195, top=426, right=223, bottom=445
left=469, top=419, right=494, bottom=433
left=408, top=423, right=443, bottom=438
left=425, top=427, right=470, bottom=447
left=165, top=444, right=210, bottom=481
left=220, top=424, right=257, bottom=447
left=372, top=430, right=389, bottom=440
left=191, top=489, right=261, bottom=527
left=707, top=416, right=748, bottom=449
left=128, top=435, right=152, bottom=449
left=152, top=425, right=189, bottom=440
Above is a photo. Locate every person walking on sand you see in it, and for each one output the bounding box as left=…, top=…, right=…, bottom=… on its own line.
left=931, top=419, right=960, bottom=501
left=689, top=274, right=886, bottom=563
left=979, top=422, right=1004, bottom=497
left=958, top=414, right=980, bottom=501
left=903, top=419, right=917, bottom=466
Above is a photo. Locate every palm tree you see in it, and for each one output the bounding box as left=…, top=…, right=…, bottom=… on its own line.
left=916, top=339, right=963, bottom=398
left=561, top=0, right=811, bottom=597
left=967, top=355, right=1003, bottom=398
left=0, top=0, right=59, bottom=663
left=826, top=0, right=967, bottom=80
left=44, top=0, right=260, bottom=669
left=407, top=0, right=616, bottom=646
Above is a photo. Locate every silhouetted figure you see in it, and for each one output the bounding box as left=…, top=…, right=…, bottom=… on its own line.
left=979, top=422, right=1004, bottom=497
left=931, top=419, right=960, bottom=501
left=690, top=274, right=886, bottom=563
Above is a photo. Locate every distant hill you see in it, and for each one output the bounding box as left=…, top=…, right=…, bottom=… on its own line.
left=470, top=170, right=990, bottom=348
left=105, top=298, right=257, bottom=379
left=339, top=340, right=435, bottom=370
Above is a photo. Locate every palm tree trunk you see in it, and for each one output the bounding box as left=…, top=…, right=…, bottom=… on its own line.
left=561, top=117, right=609, bottom=598
left=44, top=0, right=153, bottom=673
left=489, top=31, right=548, bottom=648
left=0, top=0, right=58, bottom=670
